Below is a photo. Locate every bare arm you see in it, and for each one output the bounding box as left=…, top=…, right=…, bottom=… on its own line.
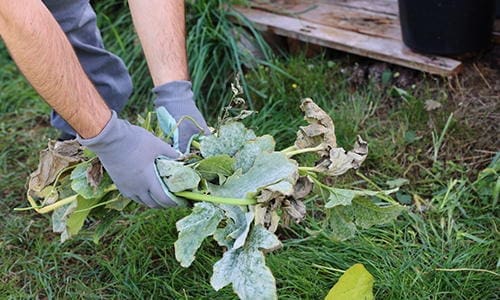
left=128, top=0, right=189, bottom=86
left=0, top=1, right=111, bottom=138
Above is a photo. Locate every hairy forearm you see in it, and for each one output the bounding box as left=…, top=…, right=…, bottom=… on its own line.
left=128, top=0, right=189, bottom=86
left=0, top=1, right=111, bottom=138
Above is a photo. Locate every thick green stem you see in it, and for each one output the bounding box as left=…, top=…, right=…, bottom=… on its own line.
left=175, top=191, right=256, bottom=205
left=191, top=140, right=201, bottom=150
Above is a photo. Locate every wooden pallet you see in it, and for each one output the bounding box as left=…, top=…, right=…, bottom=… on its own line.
left=234, top=0, right=471, bottom=76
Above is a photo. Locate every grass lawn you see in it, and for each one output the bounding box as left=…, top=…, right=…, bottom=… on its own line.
left=1, top=1, right=498, bottom=299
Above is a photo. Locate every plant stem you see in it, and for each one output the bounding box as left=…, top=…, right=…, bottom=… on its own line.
left=280, top=145, right=297, bottom=153
left=21, top=184, right=118, bottom=214
left=283, top=144, right=324, bottom=157
left=191, top=140, right=201, bottom=150
left=175, top=191, right=256, bottom=205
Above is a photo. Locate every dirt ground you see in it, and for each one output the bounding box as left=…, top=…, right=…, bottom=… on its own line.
left=324, top=42, right=500, bottom=172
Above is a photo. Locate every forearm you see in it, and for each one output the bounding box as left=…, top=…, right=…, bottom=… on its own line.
left=128, top=0, right=189, bottom=86
left=0, top=1, right=111, bottom=138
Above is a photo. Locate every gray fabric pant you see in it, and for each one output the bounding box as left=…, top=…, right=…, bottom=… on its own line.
left=42, top=0, right=133, bottom=136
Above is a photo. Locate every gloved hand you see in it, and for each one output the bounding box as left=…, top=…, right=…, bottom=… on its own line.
left=153, top=80, right=210, bottom=153
left=77, top=111, right=179, bottom=208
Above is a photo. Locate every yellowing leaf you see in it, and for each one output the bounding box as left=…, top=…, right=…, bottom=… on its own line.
left=325, top=264, right=374, bottom=300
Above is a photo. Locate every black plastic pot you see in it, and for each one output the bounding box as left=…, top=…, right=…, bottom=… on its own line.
left=398, top=0, right=496, bottom=55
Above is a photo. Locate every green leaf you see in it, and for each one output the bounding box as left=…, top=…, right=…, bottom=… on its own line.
left=211, top=225, right=281, bottom=300
left=386, top=178, right=409, bottom=188
left=70, top=161, right=112, bottom=199
left=52, top=200, right=78, bottom=241
left=104, top=193, right=131, bottom=211
left=156, top=158, right=201, bottom=193
left=351, top=198, right=404, bottom=229
left=200, top=122, right=256, bottom=158
left=318, top=184, right=398, bottom=208
left=52, top=196, right=99, bottom=242
left=209, top=152, right=298, bottom=199
left=324, top=206, right=356, bottom=241
left=175, top=202, right=224, bottom=267
left=325, top=263, right=374, bottom=300
left=196, top=154, right=235, bottom=181
left=66, top=197, right=100, bottom=237
left=324, top=198, right=404, bottom=241
left=234, top=135, right=275, bottom=172
left=92, top=210, right=121, bottom=244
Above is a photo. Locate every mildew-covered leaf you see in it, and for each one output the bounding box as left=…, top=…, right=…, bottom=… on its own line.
left=324, top=197, right=404, bottom=241
left=156, top=158, right=200, bottom=192
left=234, top=135, right=275, bottom=172
left=211, top=225, right=281, bottom=300
left=324, top=206, right=357, bottom=241
left=209, top=152, right=298, bottom=199
left=213, top=205, right=253, bottom=249
left=175, top=202, right=224, bottom=267
left=351, top=198, right=404, bottom=229
left=200, top=122, right=256, bottom=158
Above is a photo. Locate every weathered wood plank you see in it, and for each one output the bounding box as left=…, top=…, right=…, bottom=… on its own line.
left=250, top=0, right=401, bottom=40
left=319, top=0, right=399, bottom=15
left=233, top=6, right=462, bottom=76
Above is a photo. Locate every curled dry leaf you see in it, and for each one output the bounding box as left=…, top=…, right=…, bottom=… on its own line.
left=86, top=159, right=104, bottom=190
left=29, top=140, right=82, bottom=193
left=316, top=135, right=368, bottom=176
left=295, top=98, right=337, bottom=155
left=254, top=177, right=310, bottom=232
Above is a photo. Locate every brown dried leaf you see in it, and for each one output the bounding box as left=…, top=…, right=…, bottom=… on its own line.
left=295, top=98, right=337, bottom=154
left=292, top=177, right=313, bottom=200
left=282, top=199, right=307, bottom=226
left=317, top=135, right=368, bottom=176
left=29, top=140, right=82, bottom=192
left=86, top=159, right=104, bottom=189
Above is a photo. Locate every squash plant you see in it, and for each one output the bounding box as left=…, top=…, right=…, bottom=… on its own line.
left=22, top=94, right=403, bottom=300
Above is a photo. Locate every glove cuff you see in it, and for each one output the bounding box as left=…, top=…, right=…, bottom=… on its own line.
left=77, top=110, right=124, bottom=153
left=153, top=80, right=194, bottom=110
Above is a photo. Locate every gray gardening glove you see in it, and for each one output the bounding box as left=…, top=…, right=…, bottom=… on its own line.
left=77, top=111, right=179, bottom=208
left=153, top=80, right=210, bottom=153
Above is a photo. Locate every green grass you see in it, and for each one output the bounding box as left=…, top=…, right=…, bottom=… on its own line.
left=1, top=1, right=498, bottom=299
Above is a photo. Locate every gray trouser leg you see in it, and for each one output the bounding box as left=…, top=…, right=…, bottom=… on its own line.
left=43, top=0, right=133, bottom=136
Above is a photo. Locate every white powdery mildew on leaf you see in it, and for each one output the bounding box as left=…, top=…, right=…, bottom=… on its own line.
left=156, top=158, right=200, bottom=193
left=211, top=225, right=281, bottom=300
left=233, top=135, right=275, bottom=173
left=175, top=202, right=224, bottom=267
left=200, top=122, right=256, bottom=158
left=325, top=197, right=404, bottom=241
left=351, top=198, right=404, bottom=229
left=325, top=206, right=357, bottom=241
left=209, top=152, right=298, bottom=199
